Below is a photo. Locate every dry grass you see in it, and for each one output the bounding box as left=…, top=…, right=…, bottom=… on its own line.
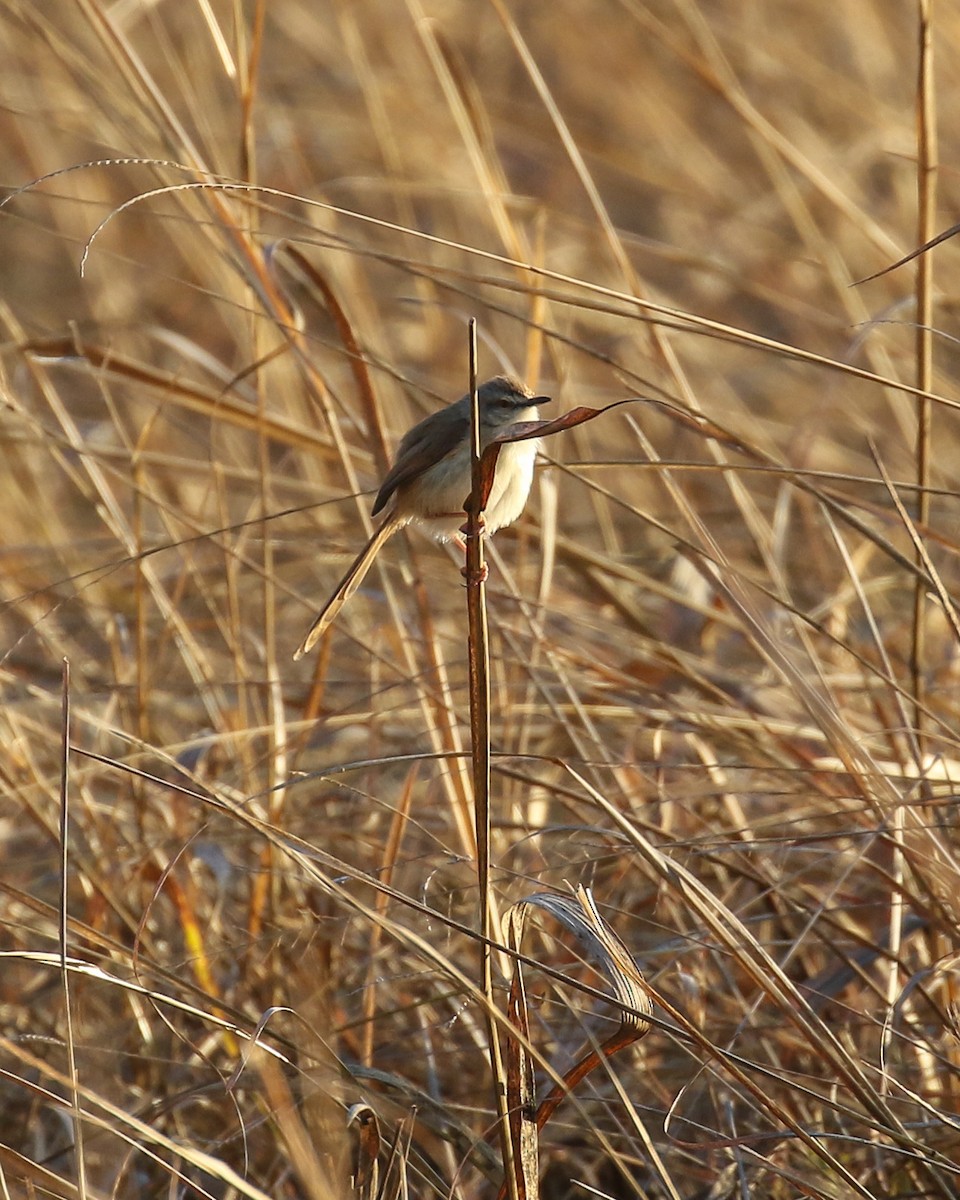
left=3, top=2, right=960, bottom=1197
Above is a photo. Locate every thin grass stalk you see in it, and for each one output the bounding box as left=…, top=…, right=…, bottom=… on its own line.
left=359, top=765, right=417, bottom=1068
left=463, top=320, right=516, bottom=1198
left=411, top=580, right=477, bottom=860
left=244, top=32, right=283, bottom=947
left=912, top=0, right=937, bottom=756
left=59, top=658, right=88, bottom=1200
left=253, top=1048, right=346, bottom=1200
left=896, top=0, right=938, bottom=1123
left=132, top=448, right=148, bottom=842
left=238, top=0, right=267, bottom=181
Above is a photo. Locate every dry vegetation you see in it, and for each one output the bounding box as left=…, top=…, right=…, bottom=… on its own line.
left=3, top=2, right=960, bottom=1198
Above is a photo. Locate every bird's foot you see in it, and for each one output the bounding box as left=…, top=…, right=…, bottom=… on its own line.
left=461, top=561, right=489, bottom=583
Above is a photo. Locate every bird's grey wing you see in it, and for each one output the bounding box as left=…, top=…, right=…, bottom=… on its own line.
left=371, top=409, right=470, bottom=515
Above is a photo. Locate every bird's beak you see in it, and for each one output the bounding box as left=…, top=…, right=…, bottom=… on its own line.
left=532, top=394, right=552, bottom=405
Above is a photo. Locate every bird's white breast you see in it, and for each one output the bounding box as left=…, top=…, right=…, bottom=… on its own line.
left=482, top=436, right=540, bottom=534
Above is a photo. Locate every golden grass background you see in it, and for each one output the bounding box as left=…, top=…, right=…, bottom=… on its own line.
left=2, top=2, right=960, bottom=1197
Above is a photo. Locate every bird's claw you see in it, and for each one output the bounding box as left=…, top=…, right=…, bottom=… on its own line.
left=461, top=561, right=489, bottom=583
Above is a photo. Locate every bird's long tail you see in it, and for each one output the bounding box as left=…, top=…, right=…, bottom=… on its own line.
left=293, top=516, right=404, bottom=659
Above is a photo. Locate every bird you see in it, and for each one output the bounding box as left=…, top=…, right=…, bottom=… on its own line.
left=293, top=375, right=550, bottom=658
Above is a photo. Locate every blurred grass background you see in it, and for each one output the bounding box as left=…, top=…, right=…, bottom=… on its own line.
left=3, top=2, right=960, bottom=1198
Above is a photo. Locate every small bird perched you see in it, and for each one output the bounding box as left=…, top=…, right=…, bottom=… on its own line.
left=294, top=375, right=550, bottom=659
